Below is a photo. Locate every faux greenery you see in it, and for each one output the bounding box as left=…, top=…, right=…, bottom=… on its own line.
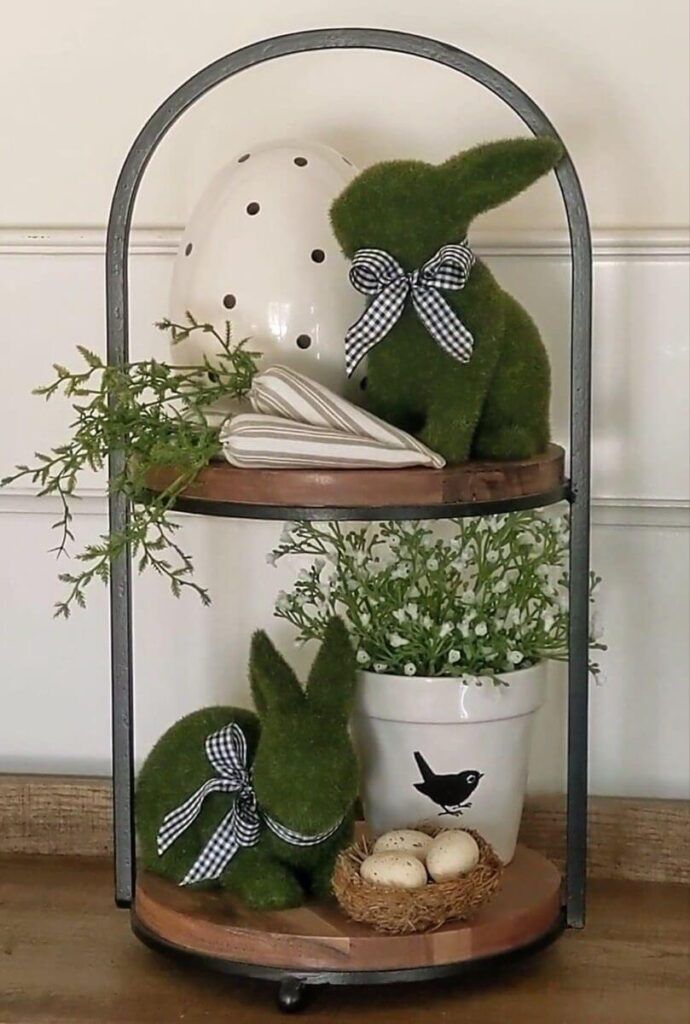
left=269, top=512, right=605, bottom=682
left=330, top=137, right=563, bottom=463
left=1, top=314, right=260, bottom=616
left=137, top=618, right=358, bottom=910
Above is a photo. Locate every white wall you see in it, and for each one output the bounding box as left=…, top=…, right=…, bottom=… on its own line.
left=0, top=1, right=688, bottom=799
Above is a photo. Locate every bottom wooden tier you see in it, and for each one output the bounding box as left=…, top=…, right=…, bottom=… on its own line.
left=133, top=846, right=562, bottom=977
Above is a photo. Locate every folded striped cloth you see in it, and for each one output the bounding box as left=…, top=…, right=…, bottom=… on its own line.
left=220, top=366, right=445, bottom=470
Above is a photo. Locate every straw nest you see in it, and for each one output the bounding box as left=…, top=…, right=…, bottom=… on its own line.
left=332, top=826, right=503, bottom=935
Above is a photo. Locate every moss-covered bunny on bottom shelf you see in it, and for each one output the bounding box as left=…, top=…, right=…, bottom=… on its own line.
left=136, top=618, right=359, bottom=910
left=330, top=137, right=563, bottom=464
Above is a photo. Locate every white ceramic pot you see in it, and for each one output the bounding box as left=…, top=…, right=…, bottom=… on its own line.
left=169, top=139, right=366, bottom=420
left=352, top=663, right=547, bottom=863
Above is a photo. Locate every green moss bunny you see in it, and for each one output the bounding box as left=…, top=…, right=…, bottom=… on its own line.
left=136, top=618, right=358, bottom=910
left=330, top=137, right=564, bottom=463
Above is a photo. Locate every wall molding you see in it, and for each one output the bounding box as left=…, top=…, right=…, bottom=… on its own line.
left=1, top=226, right=689, bottom=259
left=1, top=488, right=688, bottom=529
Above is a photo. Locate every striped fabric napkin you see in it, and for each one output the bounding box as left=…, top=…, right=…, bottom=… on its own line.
left=220, top=366, right=445, bottom=470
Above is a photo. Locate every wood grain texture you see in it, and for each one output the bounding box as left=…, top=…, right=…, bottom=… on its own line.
left=133, top=847, right=561, bottom=971
left=1, top=854, right=689, bottom=1023
left=144, top=444, right=565, bottom=509
left=1, top=775, right=687, bottom=885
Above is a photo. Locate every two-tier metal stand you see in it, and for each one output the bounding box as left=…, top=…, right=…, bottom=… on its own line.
left=106, top=29, right=591, bottom=1013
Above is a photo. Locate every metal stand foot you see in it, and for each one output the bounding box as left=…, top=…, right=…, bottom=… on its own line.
left=277, top=977, right=307, bottom=1013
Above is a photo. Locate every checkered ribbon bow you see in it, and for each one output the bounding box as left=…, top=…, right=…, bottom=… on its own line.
left=156, top=722, right=344, bottom=887
left=156, top=722, right=261, bottom=886
left=344, top=242, right=476, bottom=376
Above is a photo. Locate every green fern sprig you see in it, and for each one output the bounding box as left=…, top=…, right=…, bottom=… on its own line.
left=2, top=313, right=261, bottom=616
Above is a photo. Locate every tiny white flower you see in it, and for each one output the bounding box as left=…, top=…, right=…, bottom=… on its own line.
left=389, top=633, right=408, bottom=648
left=507, top=650, right=524, bottom=665
left=422, top=614, right=433, bottom=629
left=461, top=590, right=475, bottom=605
left=275, top=591, right=289, bottom=612
left=475, top=622, right=488, bottom=637
left=373, top=662, right=387, bottom=673
left=359, top=612, right=371, bottom=626
left=405, top=602, right=419, bottom=620
left=356, top=649, right=370, bottom=665
left=439, top=622, right=452, bottom=638
left=427, top=557, right=439, bottom=571
left=279, top=523, right=294, bottom=545
left=486, top=549, right=499, bottom=564
left=448, top=649, right=461, bottom=664
left=298, top=568, right=310, bottom=582
left=404, top=662, right=417, bottom=676
left=493, top=579, right=508, bottom=594
left=393, top=608, right=406, bottom=623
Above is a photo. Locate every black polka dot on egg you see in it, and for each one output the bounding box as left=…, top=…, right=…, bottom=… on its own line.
left=184, top=242, right=193, bottom=256
left=311, top=248, right=325, bottom=263
left=223, top=294, right=236, bottom=309
left=238, top=153, right=250, bottom=162
left=294, top=156, right=308, bottom=167
left=360, top=376, right=368, bottom=391
left=296, top=334, right=312, bottom=350
left=246, top=202, right=260, bottom=215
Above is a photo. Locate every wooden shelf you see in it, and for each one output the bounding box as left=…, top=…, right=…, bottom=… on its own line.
left=133, top=846, right=562, bottom=975
left=144, top=444, right=566, bottom=520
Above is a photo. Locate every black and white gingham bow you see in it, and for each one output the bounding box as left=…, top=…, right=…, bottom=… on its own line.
left=345, top=242, right=476, bottom=376
left=156, top=722, right=343, bottom=886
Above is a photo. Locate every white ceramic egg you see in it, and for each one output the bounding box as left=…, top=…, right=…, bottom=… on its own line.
left=373, top=829, right=433, bottom=861
left=425, top=831, right=480, bottom=883
left=169, top=139, right=366, bottom=419
left=360, top=852, right=428, bottom=890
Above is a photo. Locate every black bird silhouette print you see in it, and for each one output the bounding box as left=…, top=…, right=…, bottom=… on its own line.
left=413, top=751, right=483, bottom=816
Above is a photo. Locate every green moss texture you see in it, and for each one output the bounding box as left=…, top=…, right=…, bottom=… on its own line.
left=136, top=617, right=358, bottom=909
left=330, top=137, right=564, bottom=463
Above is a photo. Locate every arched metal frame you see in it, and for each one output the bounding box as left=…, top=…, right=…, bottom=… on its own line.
left=106, top=29, right=592, bottom=934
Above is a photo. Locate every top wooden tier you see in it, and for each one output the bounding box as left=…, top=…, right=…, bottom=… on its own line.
left=144, top=444, right=567, bottom=521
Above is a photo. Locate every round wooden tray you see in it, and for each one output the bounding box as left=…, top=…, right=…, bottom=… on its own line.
left=133, top=845, right=562, bottom=977
left=144, top=444, right=567, bottom=520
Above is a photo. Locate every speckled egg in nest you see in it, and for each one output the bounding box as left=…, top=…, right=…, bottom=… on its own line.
left=332, top=826, right=503, bottom=935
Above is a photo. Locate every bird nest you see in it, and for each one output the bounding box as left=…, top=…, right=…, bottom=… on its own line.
left=332, top=826, right=503, bottom=935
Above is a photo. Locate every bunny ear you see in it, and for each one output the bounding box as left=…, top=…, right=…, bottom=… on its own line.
left=441, top=136, right=564, bottom=223
left=307, top=617, right=356, bottom=721
left=249, top=630, right=304, bottom=718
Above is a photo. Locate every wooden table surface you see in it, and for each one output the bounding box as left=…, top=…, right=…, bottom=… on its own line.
left=1, top=854, right=688, bottom=1024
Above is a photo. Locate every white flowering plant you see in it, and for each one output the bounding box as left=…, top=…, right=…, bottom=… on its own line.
left=268, top=512, right=604, bottom=683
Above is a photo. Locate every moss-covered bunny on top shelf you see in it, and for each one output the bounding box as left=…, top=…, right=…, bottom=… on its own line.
left=136, top=617, right=359, bottom=910
left=330, top=136, right=564, bottom=464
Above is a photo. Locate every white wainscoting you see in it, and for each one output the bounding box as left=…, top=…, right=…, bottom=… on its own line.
left=0, top=229, right=688, bottom=799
